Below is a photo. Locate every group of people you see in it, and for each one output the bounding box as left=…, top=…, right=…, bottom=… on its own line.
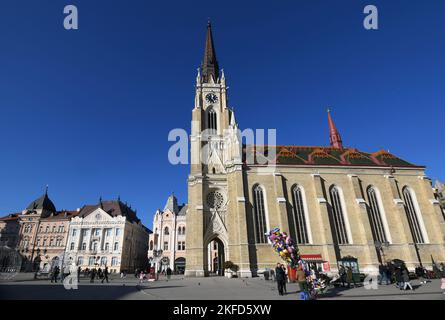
left=338, top=266, right=357, bottom=288
left=83, top=266, right=109, bottom=283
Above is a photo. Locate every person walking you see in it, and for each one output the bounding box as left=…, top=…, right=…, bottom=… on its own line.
left=395, top=267, right=403, bottom=289
left=166, top=267, right=172, bottom=281
left=275, top=263, right=285, bottom=296
left=339, top=265, right=346, bottom=287
left=346, top=267, right=355, bottom=288
left=440, top=263, right=445, bottom=294
left=296, top=265, right=308, bottom=293
left=378, top=264, right=384, bottom=285
left=90, top=268, right=96, bottom=283
left=51, top=266, right=60, bottom=283
left=77, top=266, right=81, bottom=282
left=139, top=271, right=146, bottom=284
left=101, top=266, right=109, bottom=283
left=402, top=267, right=413, bottom=291
left=385, top=263, right=393, bottom=284
left=280, top=264, right=288, bottom=295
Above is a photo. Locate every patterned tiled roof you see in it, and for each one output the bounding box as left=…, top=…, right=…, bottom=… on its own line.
left=243, top=146, right=422, bottom=168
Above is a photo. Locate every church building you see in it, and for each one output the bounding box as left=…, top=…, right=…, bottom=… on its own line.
left=184, top=22, right=445, bottom=277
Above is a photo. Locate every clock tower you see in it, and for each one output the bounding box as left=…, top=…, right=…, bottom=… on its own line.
left=185, top=22, right=251, bottom=277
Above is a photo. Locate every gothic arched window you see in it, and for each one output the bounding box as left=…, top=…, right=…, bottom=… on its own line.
left=252, top=184, right=268, bottom=244
left=164, top=227, right=169, bottom=235
left=149, top=241, right=154, bottom=250
left=207, top=108, right=217, bottom=134
left=402, top=187, right=425, bottom=244
left=366, top=186, right=388, bottom=243
left=329, top=185, right=349, bottom=244
left=291, top=185, right=309, bottom=244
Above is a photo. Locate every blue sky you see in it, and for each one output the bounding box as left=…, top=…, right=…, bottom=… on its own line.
left=0, top=0, right=444, bottom=228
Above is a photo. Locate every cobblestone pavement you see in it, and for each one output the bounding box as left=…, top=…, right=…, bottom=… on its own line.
left=0, top=273, right=444, bottom=300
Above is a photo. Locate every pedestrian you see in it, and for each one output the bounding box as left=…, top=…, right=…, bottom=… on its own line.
left=415, top=265, right=426, bottom=284
left=281, top=264, right=287, bottom=294
left=102, top=266, right=109, bottom=283
left=275, top=263, right=285, bottom=296
left=440, top=263, right=445, bottom=294
left=378, top=264, right=384, bottom=285
left=385, top=263, right=393, bottom=284
left=346, top=267, right=355, bottom=288
left=77, top=266, right=81, bottom=282
left=166, top=267, right=172, bottom=281
left=296, top=265, right=308, bottom=292
left=139, top=271, right=146, bottom=284
left=51, top=266, right=60, bottom=283
left=395, top=267, right=403, bottom=289
left=339, top=265, right=346, bottom=287
left=402, top=267, right=413, bottom=291
left=90, top=268, right=96, bottom=283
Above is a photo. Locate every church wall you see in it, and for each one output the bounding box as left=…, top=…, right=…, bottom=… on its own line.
left=242, top=166, right=445, bottom=274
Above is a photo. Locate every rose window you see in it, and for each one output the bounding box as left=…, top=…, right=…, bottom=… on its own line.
left=206, top=191, right=224, bottom=210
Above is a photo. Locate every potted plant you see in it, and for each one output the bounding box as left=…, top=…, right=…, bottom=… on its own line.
left=224, top=261, right=234, bottom=278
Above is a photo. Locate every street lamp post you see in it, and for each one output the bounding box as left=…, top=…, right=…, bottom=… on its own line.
left=375, top=241, right=390, bottom=264
left=152, top=249, right=163, bottom=280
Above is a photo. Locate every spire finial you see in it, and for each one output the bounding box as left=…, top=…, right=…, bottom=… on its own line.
left=327, top=109, right=343, bottom=149
left=202, top=20, right=219, bottom=83
left=45, top=185, right=49, bottom=195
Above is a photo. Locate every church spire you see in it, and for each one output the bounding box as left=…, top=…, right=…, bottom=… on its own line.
left=201, top=20, right=219, bottom=83
left=327, top=109, right=343, bottom=149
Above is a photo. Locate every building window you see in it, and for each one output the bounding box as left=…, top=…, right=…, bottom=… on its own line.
left=106, top=229, right=111, bottom=237
left=291, top=185, right=310, bottom=244
left=92, top=242, right=98, bottom=251
left=49, top=239, right=54, bottom=247
left=402, top=187, right=425, bottom=244
left=115, top=228, right=121, bottom=236
left=72, top=229, right=77, bottom=237
left=56, top=239, right=62, bottom=247
left=77, top=256, right=84, bottom=265
left=252, top=185, right=268, bottom=243
left=81, top=243, right=86, bottom=250
left=100, top=257, right=107, bottom=266
left=164, top=227, right=169, bottom=235
left=329, top=185, right=349, bottom=244
left=111, top=257, right=118, bottom=266
left=46, top=226, right=49, bottom=233
left=82, top=229, right=88, bottom=237
left=52, top=226, right=56, bottom=233
left=207, top=108, right=217, bottom=133
left=163, top=241, right=168, bottom=250
left=70, top=242, right=75, bottom=250
left=88, top=257, right=95, bottom=266
left=94, top=229, right=100, bottom=236
left=114, top=242, right=119, bottom=251
left=105, top=243, right=109, bottom=251
left=366, top=186, right=388, bottom=243
left=149, top=241, right=154, bottom=251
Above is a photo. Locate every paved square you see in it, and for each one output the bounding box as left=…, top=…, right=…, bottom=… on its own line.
left=0, top=273, right=444, bottom=300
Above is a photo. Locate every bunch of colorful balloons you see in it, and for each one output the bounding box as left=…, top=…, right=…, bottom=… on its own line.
left=265, top=228, right=300, bottom=268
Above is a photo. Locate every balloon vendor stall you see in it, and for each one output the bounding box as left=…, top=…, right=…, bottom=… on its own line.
left=265, top=228, right=327, bottom=300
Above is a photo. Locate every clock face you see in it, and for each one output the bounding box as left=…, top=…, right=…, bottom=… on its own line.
left=205, top=93, right=218, bottom=104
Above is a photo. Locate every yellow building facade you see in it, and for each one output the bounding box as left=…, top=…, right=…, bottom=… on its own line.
left=185, top=23, right=445, bottom=277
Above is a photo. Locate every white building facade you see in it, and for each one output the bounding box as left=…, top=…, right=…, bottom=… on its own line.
left=65, top=200, right=151, bottom=273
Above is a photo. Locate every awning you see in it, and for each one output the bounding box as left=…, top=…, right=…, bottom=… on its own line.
left=300, top=254, right=324, bottom=262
